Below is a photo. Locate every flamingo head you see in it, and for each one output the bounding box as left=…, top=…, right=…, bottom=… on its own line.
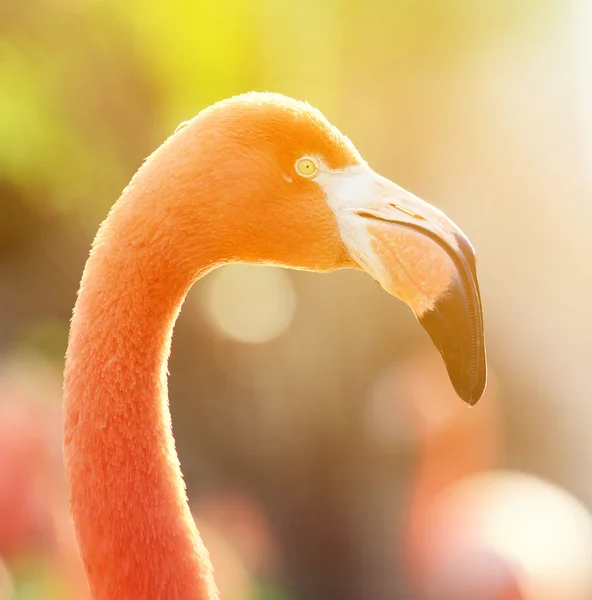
left=165, top=93, right=487, bottom=405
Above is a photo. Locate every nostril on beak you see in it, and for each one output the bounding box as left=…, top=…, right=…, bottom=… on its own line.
left=387, top=202, right=426, bottom=220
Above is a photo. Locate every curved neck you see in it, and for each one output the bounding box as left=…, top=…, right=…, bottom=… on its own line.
left=63, top=160, right=227, bottom=599
left=62, top=102, right=350, bottom=598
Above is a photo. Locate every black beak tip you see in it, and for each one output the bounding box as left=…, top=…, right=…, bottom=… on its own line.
left=453, top=372, right=487, bottom=407
left=418, top=284, right=486, bottom=407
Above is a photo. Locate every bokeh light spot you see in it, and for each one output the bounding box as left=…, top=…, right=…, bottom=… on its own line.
left=201, top=264, right=297, bottom=344
left=431, top=471, right=592, bottom=600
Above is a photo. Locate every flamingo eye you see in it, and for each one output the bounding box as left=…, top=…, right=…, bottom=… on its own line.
left=295, top=157, right=319, bottom=178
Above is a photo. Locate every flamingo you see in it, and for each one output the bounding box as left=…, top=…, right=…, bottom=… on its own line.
left=63, top=92, right=487, bottom=600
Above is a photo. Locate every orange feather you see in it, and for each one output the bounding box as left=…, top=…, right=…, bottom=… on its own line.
left=63, top=93, right=361, bottom=599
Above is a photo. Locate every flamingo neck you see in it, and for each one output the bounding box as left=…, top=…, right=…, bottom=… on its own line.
left=63, top=171, right=225, bottom=599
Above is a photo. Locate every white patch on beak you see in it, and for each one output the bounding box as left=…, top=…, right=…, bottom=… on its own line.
left=317, top=164, right=463, bottom=317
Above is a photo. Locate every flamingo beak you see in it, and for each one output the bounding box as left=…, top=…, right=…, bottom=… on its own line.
left=322, top=166, right=487, bottom=405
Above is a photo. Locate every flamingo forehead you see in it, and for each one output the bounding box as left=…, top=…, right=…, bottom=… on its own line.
left=200, top=92, right=362, bottom=171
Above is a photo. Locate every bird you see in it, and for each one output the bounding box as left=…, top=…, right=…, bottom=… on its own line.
left=62, top=92, right=487, bottom=600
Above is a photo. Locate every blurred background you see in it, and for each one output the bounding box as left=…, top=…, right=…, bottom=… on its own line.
left=1, top=0, right=592, bottom=598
